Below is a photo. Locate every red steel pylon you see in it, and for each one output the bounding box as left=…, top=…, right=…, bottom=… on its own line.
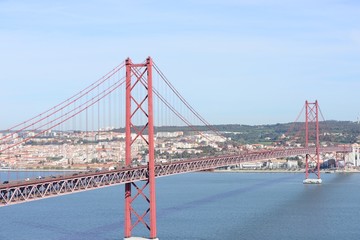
left=304, top=100, right=321, bottom=180
left=124, top=57, right=157, bottom=239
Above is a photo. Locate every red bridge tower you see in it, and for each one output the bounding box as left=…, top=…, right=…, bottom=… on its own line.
left=304, top=100, right=322, bottom=184
left=124, top=57, right=158, bottom=239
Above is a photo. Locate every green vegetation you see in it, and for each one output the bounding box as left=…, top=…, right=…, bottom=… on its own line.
left=150, top=120, right=360, bottom=145
left=14, top=121, right=360, bottom=148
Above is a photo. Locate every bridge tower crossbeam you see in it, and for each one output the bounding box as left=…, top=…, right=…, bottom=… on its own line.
left=304, top=100, right=321, bottom=183
left=124, top=57, right=158, bottom=240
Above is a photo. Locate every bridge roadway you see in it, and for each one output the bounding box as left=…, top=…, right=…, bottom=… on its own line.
left=0, top=146, right=351, bottom=207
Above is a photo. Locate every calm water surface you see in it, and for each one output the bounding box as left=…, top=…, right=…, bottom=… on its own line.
left=1, top=172, right=360, bottom=240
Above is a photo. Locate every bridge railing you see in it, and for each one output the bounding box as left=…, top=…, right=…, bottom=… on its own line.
left=155, top=146, right=352, bottom=175
left=0, top=145, right=352, bottom=207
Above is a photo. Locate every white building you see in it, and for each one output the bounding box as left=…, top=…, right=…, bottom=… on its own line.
left=287, top=160, right=299, bottom=169
left=346, top=144, right=360, bottom=167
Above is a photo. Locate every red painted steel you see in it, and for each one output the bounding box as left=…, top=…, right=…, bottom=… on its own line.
left=0, top=146, right=351, bottom=208
left=0, top=63, right=125, bottom=143
left=147, top=57, right=157, bottom=238
left=304, top=100, right=321, bottom=180
left=0, top=65, right=126, bottom=153
left=305, top=101, right=309, bottom=179
left=125, top=58, right=132, bottom=237
left=316, top=101, right=320, bottom=177
left=0, top=57, right=353, bottom=239
left=124, top=57, right=157, bottom=239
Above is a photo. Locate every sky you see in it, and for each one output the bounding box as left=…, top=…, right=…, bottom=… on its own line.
left=0, top=0, right=359, bottom=128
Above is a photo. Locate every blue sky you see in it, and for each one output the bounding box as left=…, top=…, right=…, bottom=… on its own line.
left=0, top=0, right=359, bottom=128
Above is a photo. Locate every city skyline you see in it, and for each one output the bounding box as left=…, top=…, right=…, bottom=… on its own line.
left=1, top=0, right=359, bottom=129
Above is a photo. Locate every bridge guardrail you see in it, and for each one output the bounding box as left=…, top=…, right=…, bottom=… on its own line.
left=0, top=146, right=352, bottom=206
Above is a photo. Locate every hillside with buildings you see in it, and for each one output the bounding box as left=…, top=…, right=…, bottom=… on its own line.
left=0, top=120, right=358, bottom=170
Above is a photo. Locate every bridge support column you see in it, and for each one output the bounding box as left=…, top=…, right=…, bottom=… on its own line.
left=125, top=238, right=159, bottom=240
left=124, top=57, right=158, bottom=239
left=303, top=100, right=322, bottom=184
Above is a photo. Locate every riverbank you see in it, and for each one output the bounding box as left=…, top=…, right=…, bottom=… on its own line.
left=212, top=169, right=360, bottom=173
left=0, top=168, right=81, bottom=172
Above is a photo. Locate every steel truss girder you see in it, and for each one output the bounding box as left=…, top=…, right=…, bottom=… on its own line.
left=125, top=57, right=157, bottom=238
left=0, top=146, right=351, bottom=207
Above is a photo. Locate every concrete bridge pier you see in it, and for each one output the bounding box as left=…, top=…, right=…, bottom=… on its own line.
left=124, top=237, right=159, bottom=240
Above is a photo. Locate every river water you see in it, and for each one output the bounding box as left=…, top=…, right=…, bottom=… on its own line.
left=0, top=172, right=359, bottom=240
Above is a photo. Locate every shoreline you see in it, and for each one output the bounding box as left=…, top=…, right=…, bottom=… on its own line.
left=0, top=169, right=81, bottom=172
left=2, top=168, right=359, bottom=174
left=212, top=169, right=360, bottom=173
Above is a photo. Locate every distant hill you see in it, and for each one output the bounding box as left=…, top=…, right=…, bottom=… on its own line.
left=149, top=120, right=360, bottom=145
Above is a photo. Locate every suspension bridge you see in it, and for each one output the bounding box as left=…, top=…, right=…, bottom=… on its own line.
left=0, top=57, right=353, bottom=239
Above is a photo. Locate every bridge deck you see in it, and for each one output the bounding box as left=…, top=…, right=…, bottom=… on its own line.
left=0, top=146, right=351, bottom=207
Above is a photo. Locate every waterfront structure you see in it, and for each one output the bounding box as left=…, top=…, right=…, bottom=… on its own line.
left=346, top=144, right=360, bottom=166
